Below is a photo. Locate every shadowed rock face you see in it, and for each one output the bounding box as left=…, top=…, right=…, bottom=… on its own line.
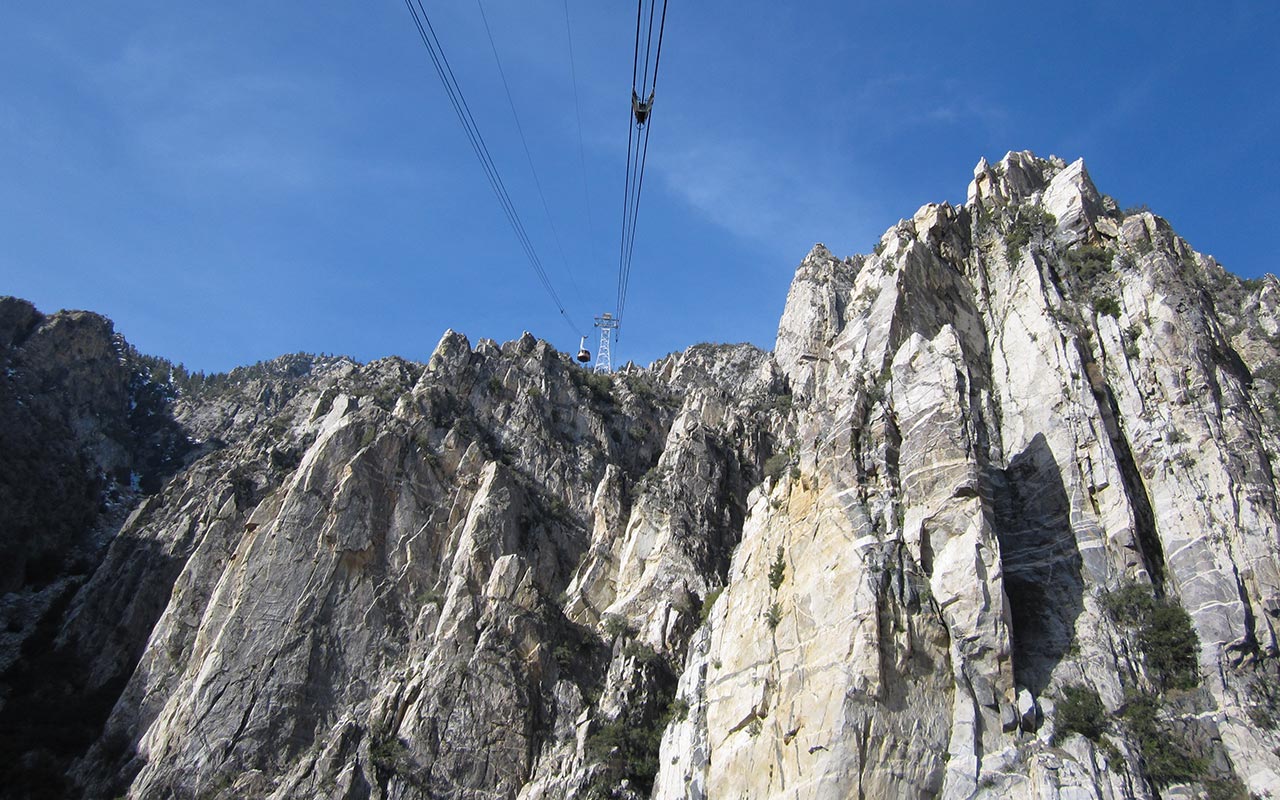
left=0, top=298, right=188, bottom=595
left=0, top=297, right=196, bottom=798
left=992, top=433, right=1083, bottom=697
left=3, top=152, right=1280, bottom=800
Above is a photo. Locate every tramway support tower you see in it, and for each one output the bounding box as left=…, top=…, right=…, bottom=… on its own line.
left=593, top=313, right=620, bottom=374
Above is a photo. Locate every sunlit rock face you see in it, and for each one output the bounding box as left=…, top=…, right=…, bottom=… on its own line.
left=3, top=152, right=1280, bottom=800
left=661, top=151, right=1280, bottom=800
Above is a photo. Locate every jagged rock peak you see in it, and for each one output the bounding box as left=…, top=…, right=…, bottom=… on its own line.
left=510, top=330, right=539, bottom=355
left=649, top=341, right=781, bottom=399
left=0, top=296, right=44, bottom=350
left=801, top=241, right=835, bottom=265
left=7, top=150, right=1280, bottom=800
left=968, top=149, right=1069, bottom=206
left=753, top=149, right=1280, bottom=799
left=966, top=151, right=1119, bottom=241
left=428, top=327, right=472, bottom=372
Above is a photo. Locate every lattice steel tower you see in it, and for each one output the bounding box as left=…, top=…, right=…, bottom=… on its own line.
left=594, top=313, right=620, bottom=374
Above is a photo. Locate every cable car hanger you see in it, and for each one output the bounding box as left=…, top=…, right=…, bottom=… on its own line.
left=632, top=89, right=654, bottom=127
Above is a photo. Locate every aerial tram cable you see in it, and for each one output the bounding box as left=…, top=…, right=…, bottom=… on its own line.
left=618, top=102, right=652, bottom=322
left=401, top=0, right=585, bottom=339
left=562, top=0, right=598, bottom=270
left=614, top=0, right=645, bottom=328
left=614, top=0, right=669, bottom=333
left=475, top=0, right=587, bottom=312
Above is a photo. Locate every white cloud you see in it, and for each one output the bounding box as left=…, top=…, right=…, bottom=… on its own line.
left=652, top=130, right=876, bottom=260
left=86, top=31, right=417, bottom=196
left=852, top=73, right=1009, bottom=137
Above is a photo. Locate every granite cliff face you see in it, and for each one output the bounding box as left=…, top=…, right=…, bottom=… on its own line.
left=3, top=151, right=1279, bottom=799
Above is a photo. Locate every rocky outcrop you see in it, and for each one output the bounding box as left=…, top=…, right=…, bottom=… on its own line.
left=2, top=151, right=1278, bottom=800
left=660, top=151, right=1280, bottom=799
left=0, top=297, right=200, bottom=797
left=0, top=298, right=183, bottom=595
left=25, top=333, right=781, bottom=800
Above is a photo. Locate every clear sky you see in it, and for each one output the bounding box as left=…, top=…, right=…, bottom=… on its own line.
left=2, top=1, right=1277, bottom=373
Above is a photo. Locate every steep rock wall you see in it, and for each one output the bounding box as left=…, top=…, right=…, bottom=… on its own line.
left=660, top=152, right=1280, bottom=799
left=2, top=152, right=1278, bottom=800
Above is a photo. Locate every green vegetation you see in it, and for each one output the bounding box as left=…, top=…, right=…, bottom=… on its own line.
left=1122, top=692, right=1206, bottom=787
left=1253, top=362, right=1280, bottom=388
left=1050, top=612, right=1218, bottom=790
left=1005, top=206, right=1057, bottom=263
left=625, top=374, right=658, bottom=405
left=1212, top=273, right=1265, bottom=324
left=369, top=735, right=415, bottom=779
left=764, top=602, right=783, bottom=630
left=1102, top=583, right=1200, bottom=691
left=863, top=364, right=894, bottom=406
left=699, top=586, right=724, bottom=624
left=585, top=604, right=682, bottom=797
left=1123, top=324, right=1142, bottom=359
left=1247, top=701, right=1277, bottom=732
left=1111, top=251, right=1136, bottom=271
left=669, top=697, right=690, bottom=722
left=584, top=686, right=683, bottom=797
left=142, top=351, right=345, bottom=400
left=583, top=372, right=613, bottom=403
left=1066, top=244, right=1113, bottom=282
left=1093, top=296, right=1122, bottom=319
left=552, top=643, right=577, bottom=673
left=1204, top=775, right=1252, bottom=800
left=365, top=386, right=400, bottom=410
left=1054, top=684, right=1106, bottom=743
left=623, top=640, right=663, bottom=667
left=636, top=463, right=666, bottom=494
left=602, top=615, right=631, bottom=640
left=544, top=493, right=571, bottom=522
left=1103, top=581, right=1157, bottom=624
left=195, top=773, right=239, bottom=800
left=370, top=735, right=406, bottom=766
left=768, top=547, right=786, bottom=591
left=1139, top=603, right=1201, bottom=691
left=763, top=453, right=789, bottom=482
left=1003, top=225, right=1034, bottom=262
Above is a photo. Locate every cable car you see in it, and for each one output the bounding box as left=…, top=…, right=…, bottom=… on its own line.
left=576, top=336, right=592, bottom=364
left=632, top=90, right=654, bottom=127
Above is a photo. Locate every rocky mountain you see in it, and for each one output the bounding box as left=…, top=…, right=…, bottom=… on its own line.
left=2, top=151, right=1279, bottom=799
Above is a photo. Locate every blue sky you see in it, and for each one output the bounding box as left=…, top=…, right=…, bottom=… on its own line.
left=2, top=1, right=1277, bottom=373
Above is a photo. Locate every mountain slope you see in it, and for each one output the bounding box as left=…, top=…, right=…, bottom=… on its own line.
left=2, top=151, right=1278, bottom=800
left=661, top=152, right=1280, bottom=799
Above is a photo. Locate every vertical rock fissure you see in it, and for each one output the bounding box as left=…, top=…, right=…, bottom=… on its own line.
left=1075, top=340, right=1167, bottom=589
